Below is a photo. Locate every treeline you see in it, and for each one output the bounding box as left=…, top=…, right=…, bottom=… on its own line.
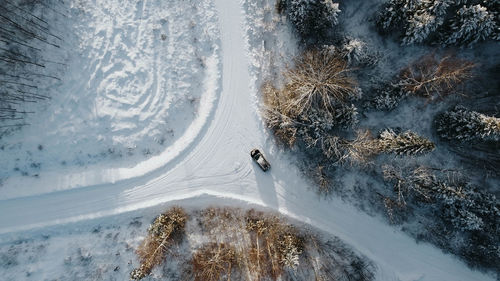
left=0, top=0, right=66, bottom=136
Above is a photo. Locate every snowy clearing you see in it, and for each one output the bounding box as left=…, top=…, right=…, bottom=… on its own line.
left=0, top=0, right=496, bottom=280
left=0, top=0, right=220, bottom=198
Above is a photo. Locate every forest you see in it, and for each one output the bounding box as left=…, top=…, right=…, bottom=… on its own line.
left=264, top=0, right=499, bottom=272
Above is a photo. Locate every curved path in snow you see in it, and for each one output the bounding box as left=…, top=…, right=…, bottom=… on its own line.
left=0, top=1, right=494, bottom=280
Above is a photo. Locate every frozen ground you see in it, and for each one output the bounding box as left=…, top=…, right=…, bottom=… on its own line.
left=0, top=0, right=496, bottom=280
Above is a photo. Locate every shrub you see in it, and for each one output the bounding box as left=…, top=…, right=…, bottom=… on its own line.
left=245, top=210, right=304, bottom=279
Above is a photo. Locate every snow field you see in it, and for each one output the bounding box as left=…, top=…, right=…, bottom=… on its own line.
left=0, top=0, right=221, bottom=199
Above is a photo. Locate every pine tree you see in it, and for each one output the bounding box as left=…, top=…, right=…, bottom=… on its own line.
left=376, top=0, right=420, bottom=31
left=435, top=106, right=500, bottom=142
left=340, top=38, right=379, bottom=66
left=444, top=4, right=497, bottom=46
left=402, top=10, right=442, bottom=44
left=376, top=0, right=499, bottom=46
left=377, top=129, right=435, bottom=156
left=280, top=0, right=340, bottom=38
left=366, top=83, right=407, bottom=111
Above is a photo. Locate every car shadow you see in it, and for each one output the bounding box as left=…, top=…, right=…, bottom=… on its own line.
left=252, top=158, right=279, bottom=209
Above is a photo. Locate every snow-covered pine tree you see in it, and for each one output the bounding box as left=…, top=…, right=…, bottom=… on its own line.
left=341, top=38, right=379, bottom=66
left=366, top=83, right=407, bottom=111
left=377, top=0, right=499, bottom=45
left=377, top=129, right=435, bottom=156
left=402, top=10, right=442, bottom=45
left=441, top=187, right=499, bottom=232
left=280, top=0, right=340, bottom=38
left=376, top=0, right=421, bottom=31
left=435, top=106, right=500, bottom=141
left=297, top=104, right=359, bottom=149
left=444, top=4, right=497, bottom=46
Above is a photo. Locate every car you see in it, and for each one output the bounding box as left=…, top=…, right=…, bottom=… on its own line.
left=250, top=149, right=271, bottom=171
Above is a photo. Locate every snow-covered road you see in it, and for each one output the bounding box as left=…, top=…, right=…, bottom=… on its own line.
left=0, top=0, right=494, bottom=280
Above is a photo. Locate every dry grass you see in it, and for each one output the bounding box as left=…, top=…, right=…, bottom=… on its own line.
left=130, top=207, right=187, bottom=280
left=399, top=54, right=475, bottom=100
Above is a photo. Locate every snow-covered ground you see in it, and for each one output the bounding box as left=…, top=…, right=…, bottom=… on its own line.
left=0, top=0, right=220, bottom=198
left=0, top=0, right=496, bottom=280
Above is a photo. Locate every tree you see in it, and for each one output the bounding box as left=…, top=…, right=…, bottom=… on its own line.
left=338, top=129, right=435, bottom=165
left=278, top=0, right=340, bottom=39
left=376, top=0, right=421, bottom=32
left=435, top=106, right=500, bottom=141
left=376, top=0, right=499, bottom=46
left=262, top=49, right=358, bottom=147
left=377, top=129, right=435, bottom=156
left=402, top=10, right=443, bottom=45
left=131, top=207, right=187, bottom=280
left=398, top=54, right=475, bottom=100
left=444, top=4, right=497, bottom=47
left=340, top=38, right=379, bottom=66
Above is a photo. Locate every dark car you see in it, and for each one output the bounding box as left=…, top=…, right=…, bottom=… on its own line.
left=251, top=149, right=270, bottom=171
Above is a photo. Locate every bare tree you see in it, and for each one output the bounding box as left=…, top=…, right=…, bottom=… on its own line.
left=398, top=54, right=475, bottom=100
left=282, top=49, right=357, bottom=116
left=262, top=49, right=358, bottom=147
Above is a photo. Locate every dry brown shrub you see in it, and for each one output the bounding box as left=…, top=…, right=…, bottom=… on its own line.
left=131, top=207, right=187, bottom=280
left=192, top=242, right=237, bottom=281
left=399, top=54, right=475, bottom=100
left=262, top=82, right=299, bottom=147
left=245, top=210, right=303, bottom=280
left=321, top=135, right=346, bottom=160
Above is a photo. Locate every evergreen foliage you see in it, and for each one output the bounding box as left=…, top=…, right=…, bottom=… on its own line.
left=435, top=106, right=500, bottom=142
left=445, top=4, right=497, bottom=47
left=377, top=129, right=436, bottom=156
left=278, top=0, right=340, bottom=39
left=376, top=0, right=499, bottom=46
